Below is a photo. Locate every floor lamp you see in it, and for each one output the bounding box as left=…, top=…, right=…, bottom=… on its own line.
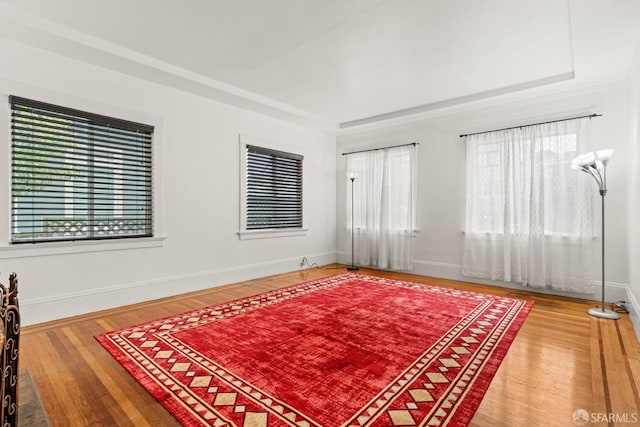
left=571, top=149, right=619, bottom=320
left=346, top=171, right=359, bottom=271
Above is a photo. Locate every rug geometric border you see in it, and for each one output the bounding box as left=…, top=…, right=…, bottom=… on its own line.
left=96, top=273, right=534, bottom=427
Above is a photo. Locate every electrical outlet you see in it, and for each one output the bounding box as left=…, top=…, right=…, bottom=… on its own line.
left=299, top=257, right=308, bottom=267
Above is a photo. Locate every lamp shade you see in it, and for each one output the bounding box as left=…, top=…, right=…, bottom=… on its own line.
left=346, top=170, right=358, bottom=180
left=571, top=149, right=613, bottom=171
left=595, top=149, right=613, bottom=165
left=571, top=152, right=595, bottom=170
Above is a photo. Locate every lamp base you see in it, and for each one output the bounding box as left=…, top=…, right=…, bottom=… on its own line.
left=588, top=307, right=620, bottom=320
left=347, top=266, right=359, bottom=271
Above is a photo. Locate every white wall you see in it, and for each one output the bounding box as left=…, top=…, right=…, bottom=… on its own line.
left=0, top=38, right=337, bottom=325
left=337, top=85, right=631, bottom=303
left=627, top=45, right=640, bottom=335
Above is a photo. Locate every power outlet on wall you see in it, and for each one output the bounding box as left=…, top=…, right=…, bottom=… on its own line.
left=299, top=257, right=309, bottom=268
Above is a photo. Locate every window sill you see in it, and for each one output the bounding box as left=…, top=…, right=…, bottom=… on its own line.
left=462, top=231, right=595, bottom=239
left=237, top=228, right=309, bottom=240
left=347, top=228, right=419, bottom=237
left=0, top=236, right=167, bottom=259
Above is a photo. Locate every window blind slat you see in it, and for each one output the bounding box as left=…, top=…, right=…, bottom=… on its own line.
left=13, top=141, right=152, bottom=163
left=11, top=125, right=153, bottom=150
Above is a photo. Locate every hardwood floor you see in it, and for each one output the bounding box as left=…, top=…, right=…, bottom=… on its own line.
left=20, top=266, right=640, bottom=426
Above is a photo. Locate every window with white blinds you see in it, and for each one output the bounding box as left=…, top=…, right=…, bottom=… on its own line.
left=245, top=144, right=303, bottom=230
left=10, top=96, right=153, bottom=243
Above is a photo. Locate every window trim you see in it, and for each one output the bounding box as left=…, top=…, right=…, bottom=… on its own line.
left=0, top=235, right=166, bottom=259
left=344, top=144, right=418, bottom=235
left=463, top=128, right=590, bottom=238
left=237, top=134, right=307, bottom=240
left=9, top=95, right=154, bottom=244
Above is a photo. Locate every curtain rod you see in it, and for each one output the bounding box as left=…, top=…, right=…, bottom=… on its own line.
left=459, top=113, right=602, bottom=138
left=342, top=142, right=418, bottom=156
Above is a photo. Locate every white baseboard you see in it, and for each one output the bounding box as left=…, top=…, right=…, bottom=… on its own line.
left=340, top=256, right=629, bottom=307
left=412, top=260, right=466, bottom=281
left=413, top=259, right=638, bottom=341
left=412, top=259, right=628, bottom=303
left=21, top=251, right=337, bottom=326
left=625, top=287, right=640, bottom=341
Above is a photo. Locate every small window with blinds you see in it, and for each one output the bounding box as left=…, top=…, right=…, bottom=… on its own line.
left=245, top=144, right=303, bottom=230
left=10, top=96, right=153, bottom=243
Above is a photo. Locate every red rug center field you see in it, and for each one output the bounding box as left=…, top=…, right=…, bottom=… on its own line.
left=96, top=274, right=533, bottom=426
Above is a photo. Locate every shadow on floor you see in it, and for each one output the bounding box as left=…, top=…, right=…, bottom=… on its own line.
left=19, top=369, right=50, bottom=427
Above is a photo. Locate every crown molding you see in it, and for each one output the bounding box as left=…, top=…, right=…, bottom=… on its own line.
left=0, top=3, right=339, bottom=133
left=336, top=79, right=631, bottom=137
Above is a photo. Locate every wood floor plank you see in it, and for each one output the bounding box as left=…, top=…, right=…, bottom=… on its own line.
left=60, top=327, right=150, bottom=425
left=602, top=321, right=637, bottom=420
left=591, top=320, right=608, bottom=412
left=20, top=266, right=640, bottom=426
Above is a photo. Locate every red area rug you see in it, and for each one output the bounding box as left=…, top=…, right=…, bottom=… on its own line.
left=96, top=273, right=533, bottom=426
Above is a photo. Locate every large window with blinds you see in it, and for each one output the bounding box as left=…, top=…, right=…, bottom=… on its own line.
left=245, top=144, right=303, bottom=230
left=10, top=96, right=153, bottom=243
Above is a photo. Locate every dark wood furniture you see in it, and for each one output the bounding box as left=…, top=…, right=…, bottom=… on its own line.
left=1, top=273, right=19, bottom=426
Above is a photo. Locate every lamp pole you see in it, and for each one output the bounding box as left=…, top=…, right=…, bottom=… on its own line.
left=346, top=172, right=359, bottom=271
left=572, top=149, right=618, bottom=320
left=596, top=189, right=609, bottom=314
left=587, top=187, right=617, bottom=318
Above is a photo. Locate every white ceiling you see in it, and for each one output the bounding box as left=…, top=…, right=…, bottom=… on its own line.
left=0, top=0, right=639, bottom=131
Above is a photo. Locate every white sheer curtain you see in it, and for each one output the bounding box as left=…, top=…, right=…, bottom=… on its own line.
left=462, top=118, right=595, bottom=293
left=346, top=145, right=417, bottom=270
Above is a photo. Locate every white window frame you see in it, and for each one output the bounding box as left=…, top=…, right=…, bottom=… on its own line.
left=464, top=129, right=587, bottom=238
left=237, top=134, right=308, bottom=240
left=0, top=91, right=165, bottom=259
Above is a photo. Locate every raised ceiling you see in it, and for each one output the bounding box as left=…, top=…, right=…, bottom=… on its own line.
left=0, top=0, right=639, bottom=130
